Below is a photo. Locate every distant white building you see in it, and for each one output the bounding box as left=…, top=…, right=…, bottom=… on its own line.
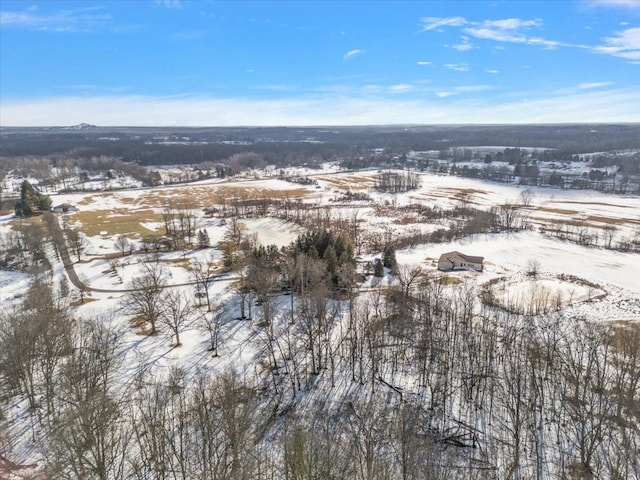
left=437, top=251, right=484, bottom=272
left=52, top=203, right=78, bottom=214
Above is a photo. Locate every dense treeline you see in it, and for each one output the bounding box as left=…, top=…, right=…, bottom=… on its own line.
left=2, top=264, right=639, bottom=479
left=2, top=124, right=639, bottom=161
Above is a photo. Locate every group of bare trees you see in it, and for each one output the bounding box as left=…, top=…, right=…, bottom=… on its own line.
left=2, top=259, right=639, bottom=479
left=221, top=264, right=640, bottom=479
left=2, top=206, right=639, bottom=479
left=162, top=202, right=198, bottom=250
left=122, top=258, right=195, bottom=345
left=374, top=170, right=420, bottom=193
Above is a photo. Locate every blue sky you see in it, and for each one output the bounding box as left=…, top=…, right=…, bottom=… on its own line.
left=1, top=0, right=639, bottom=126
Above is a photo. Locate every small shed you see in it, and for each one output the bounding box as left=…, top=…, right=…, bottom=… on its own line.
left=437, top=251, right=484, bottom=272
left=52, top=203, right=78, bottom=214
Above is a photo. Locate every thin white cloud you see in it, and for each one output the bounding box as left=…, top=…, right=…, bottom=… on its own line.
left=455, top=85, right=493, bottom=92
left=551, top=82, right=615, bottom=95
left=485, top=69, right=500, bottom=74
left=578, top=81, right=613, bottom=89
left=463, top=26, right=525, bottom=43
left=416, top=61, right=432, bottom=65
left=423, top=16, right=580, bottom=51
left=3, top=88, right=637, bottom=126
left=421, top=13, right=640, bottom=62
left=155, top=0, right=183, bottom=8
left=420, top=16, right=467, bottom=32
left=436, top=85, right=493, bottom=97
left=389, top=84, right=413, bottom=93
left=344, top=49, right=365, bottom=60
left=449, top=36, right=475, bottom=51
left=482, top=18, right=542, bottom=30
left=586, top=0, right=640, bottom=8
left=593, top=27, right=640, bottom=60
left=0, top=6, right=112, bottom=32
left=451, top=43, right=475, bottom=51
left=444, top=63, right=470, bottom=72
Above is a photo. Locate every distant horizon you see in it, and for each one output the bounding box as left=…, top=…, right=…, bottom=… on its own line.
left=3, top=121, right=640, bottom=129
left=1, top=1, right=639, bottom=126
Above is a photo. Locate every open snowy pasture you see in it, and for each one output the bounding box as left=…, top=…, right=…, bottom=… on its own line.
left=395, top=230, right=640, bottom=322
left=302, top=169, right=640, bottom=244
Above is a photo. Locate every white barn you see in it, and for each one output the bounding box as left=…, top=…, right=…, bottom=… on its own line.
left=52, top=203, right=78, bottom=214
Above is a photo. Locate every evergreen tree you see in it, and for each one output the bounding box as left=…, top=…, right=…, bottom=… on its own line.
left=197, top=229, right=210, bottom=248
left=324, top=245, right=338, bottom=274
left=382, top=245, right=397, bottom=273
left=373, top=258, right=384, bottom=277
left=15, top=180, right=52, bottom=217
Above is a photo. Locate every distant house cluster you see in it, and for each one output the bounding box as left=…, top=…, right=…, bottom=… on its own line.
left=52, top=203, right=78, bottom=214
left=438, top=251, right=484, bottom=272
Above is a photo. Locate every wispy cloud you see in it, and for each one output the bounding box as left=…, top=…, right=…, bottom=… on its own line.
left=586, top=0, right=640, bottom=9
left=155, top=0, right=183, bottom=8
left=449, top=36, right=475, bottom=51
left=551, top=81, right=615, bottom=95
left=420, top=16, right=467, bottom=32
left=578, top=81, right=613, bottom=89
left=593, top=27, right=640, bottom=60
left=0, top=6, right=113, bottom=32
left=389, top=84, right=413, bottom=93
left=420, top=14, right=640, bottom=62
left=4, top=87, right=637, bottom=126
left=422, top=16, right=577, bottom=50
left=436, top=85, right=493, bottom=98
left=435, top=91, right=457, bottom=98
left=444, top=63, right=470, bottom=72
left=485, top=69, right=500, bottom=74
left=463, top=18, right=571, bottom=49
left=416, top=61, right=432, bottom=65
left=344, top=49, right=365, bottom=60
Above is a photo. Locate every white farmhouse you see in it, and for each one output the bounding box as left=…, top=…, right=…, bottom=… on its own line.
left=437, top=251, right=484, bottom=272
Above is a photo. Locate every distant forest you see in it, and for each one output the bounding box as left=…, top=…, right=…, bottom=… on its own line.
left=1, top=124, right=639, bottom=196
left=2, top=124, right=639, bottom=165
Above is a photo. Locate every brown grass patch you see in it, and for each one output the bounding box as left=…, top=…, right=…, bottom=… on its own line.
left=321, top=176, right=373, bottom=191
left=69, top=209, right=164, bottom=237
left=140, top=185, right=311, bottom=209
left=560, top=200, right=635, bottom=209
left=77, top=196, right=95, bottom=206
left=535, top=206, right=580, bottom=215
left=586, top=215, right=640, bottom=226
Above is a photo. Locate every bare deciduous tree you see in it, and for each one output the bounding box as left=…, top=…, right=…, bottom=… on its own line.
left=124, top=260, right=167, bottom=334
left=160, top=289, right=193, bottom=347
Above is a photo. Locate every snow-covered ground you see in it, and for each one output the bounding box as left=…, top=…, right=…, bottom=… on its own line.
left=1, top=167, right=639, bottom=476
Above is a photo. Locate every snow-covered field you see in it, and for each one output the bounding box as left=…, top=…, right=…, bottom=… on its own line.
left=1, top=168, right=639, bottom=477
